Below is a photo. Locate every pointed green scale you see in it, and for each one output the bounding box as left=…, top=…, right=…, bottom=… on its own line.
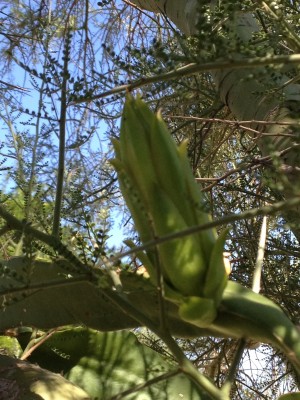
left=110, top=158, right=154, bottom=244
left=203, top=229, right=228, bottom=305
left=119, top=96, right=157, bottom=204
left=176, top=140, right=208, bottom=215
left=149, top=112, right=190, bottom=217
left=177, top=141, right=217, bottom=260
left=147, top=185, right=207, bottom=296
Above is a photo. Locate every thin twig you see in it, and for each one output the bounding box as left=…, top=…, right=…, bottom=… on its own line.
left=71, top=53, right=300, bottom=105
left=21, top=327, right=62, bottom=360
left=252, top=216, right=268, bottom=293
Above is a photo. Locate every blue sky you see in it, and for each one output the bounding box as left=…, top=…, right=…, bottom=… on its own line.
left=0, top=2, right=128, bottom=252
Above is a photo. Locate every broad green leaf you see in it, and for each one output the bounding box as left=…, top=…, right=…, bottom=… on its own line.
left=2, top=257, right=300, bottom=377
left=19, top=327, right=209, bottom=399
left=0, top=336, right=22, bottom=358
left=0, top=257, right=203, bottom=337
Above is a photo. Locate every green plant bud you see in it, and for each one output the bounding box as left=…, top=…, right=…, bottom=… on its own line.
left=111, top=94, right=228, bottom=325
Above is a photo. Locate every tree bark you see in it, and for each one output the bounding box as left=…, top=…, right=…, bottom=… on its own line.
left=131, top=1, right=300, bottom=165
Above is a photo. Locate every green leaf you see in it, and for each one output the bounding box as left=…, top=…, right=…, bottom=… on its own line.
left=0, top=257, right=204, bottom=337
left=20, top=327, right=209, bottom=399
left=0, top=335, right=22, bottom=358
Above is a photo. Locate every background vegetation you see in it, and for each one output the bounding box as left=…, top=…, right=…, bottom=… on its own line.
left=0, top=0, right=300, bottom=398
